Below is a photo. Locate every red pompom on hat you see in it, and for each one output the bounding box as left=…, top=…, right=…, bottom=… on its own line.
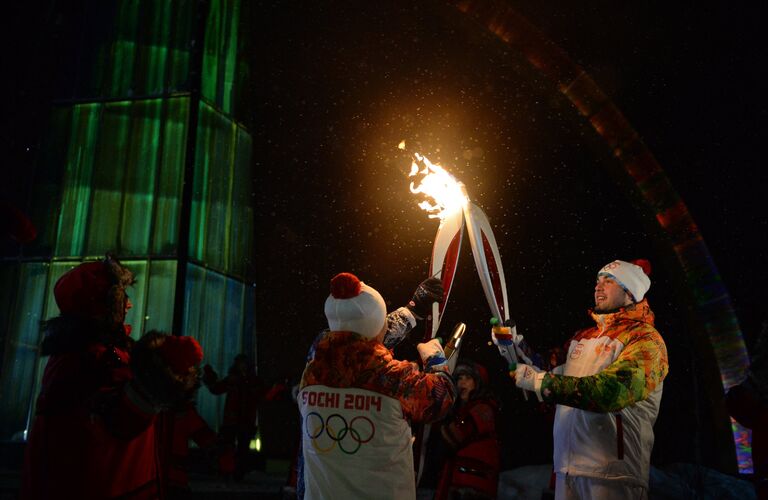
left=631, top=259, right=652, bottom=276
left=324, top=272, right=387, bottom=339
left=330, top=272, right=363, bottom=299
left=158, top=336, right=204, bottom=375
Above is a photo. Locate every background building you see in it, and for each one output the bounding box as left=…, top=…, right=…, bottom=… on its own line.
left=0, top=0, right=255, bottom=438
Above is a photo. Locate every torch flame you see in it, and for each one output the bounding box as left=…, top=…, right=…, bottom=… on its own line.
left=408, top=152, right=469, bottom=220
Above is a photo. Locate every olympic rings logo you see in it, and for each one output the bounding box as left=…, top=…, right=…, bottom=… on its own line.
left=304, top=412, right=376, bottom=455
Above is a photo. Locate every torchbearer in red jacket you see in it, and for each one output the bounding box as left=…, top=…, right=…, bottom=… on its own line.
left=21, top=256, right=202, bottom=500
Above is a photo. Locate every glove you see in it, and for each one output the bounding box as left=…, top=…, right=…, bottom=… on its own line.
left=491, top=320, right=520, bottom=346
left=509, top=362, right=545, bottom=401
left=407, top=277, right=444, bottom=320
left=491, top=318, right=533, bottom=365
left=417, top=338, right=448, bottom=372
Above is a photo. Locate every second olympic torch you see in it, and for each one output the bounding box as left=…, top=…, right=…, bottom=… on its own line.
left=406, top=147, right=519, bottom=367
left=406, top=145, right=525, bottom=482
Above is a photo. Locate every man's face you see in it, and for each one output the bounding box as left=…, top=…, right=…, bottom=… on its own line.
left=457, top=373, right=476, bottom=402
left=594, top=275, right=632, bottom=312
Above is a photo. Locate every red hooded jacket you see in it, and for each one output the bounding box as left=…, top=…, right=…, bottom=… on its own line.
left=21, top=342, right=159, bottom=500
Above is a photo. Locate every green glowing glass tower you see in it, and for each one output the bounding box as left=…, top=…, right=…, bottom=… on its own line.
left=0, top=0, right=254, bottom=436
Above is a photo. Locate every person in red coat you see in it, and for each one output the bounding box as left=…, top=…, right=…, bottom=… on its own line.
left=203, top=353, right=265, bottom=480
left=435, top=361, right=501, bottom=500
left=22, top=257, right=202, bottom=500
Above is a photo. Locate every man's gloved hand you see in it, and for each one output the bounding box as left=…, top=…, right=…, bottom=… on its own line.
left=491, top=318, right=534, bottom=365
left=407, top=277, right=444, bottom=320
left=491, top=320, right=521, bottom=346
left=417, top=338, right=449, bottom=372
left=509, top=362, right=545, bottom=401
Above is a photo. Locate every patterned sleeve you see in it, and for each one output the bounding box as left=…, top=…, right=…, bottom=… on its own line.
left=382, top=307, right=417, bottom=349
left=372, top=358, right=455, bottom=423
left=305, top=329, right=330, bottom=363
left=540, top=329, right=668, bottom=412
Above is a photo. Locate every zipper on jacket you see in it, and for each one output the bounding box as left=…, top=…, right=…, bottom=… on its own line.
left=615, top=413, right=624, bottom=460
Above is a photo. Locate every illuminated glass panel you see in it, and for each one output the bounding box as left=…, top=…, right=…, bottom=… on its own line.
left=152, top=101, right=189, bottom=255
left=202, top=0, right=241, bottom=115
left=120, top=101, right=162, bottom=256
left=41, top=98, right=188, bottom=258
left=143, top=260, right=178, bottom=333
left=86, top=101, right=131, bottom=255
left=183, top=263, right=247, bottom=430
left=55, top=104, right=101, bottom=257
left=105, top=1, right=140, bottom=97
left=0, top=263, right=48, bottom=439
left=204, top=109, right=233, bottom=273
left=222, top=278, right=245, bottom=361
left=230, top=127, right=254, bottom=278
left=77, top=0, right=194, bottom=100
left=190, top=102, right=254, bottom=278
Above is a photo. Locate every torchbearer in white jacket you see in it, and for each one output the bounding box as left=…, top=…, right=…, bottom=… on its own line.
left=299, top=272, right=456, bottom=500
left=498, top=259, right=668, bottom=500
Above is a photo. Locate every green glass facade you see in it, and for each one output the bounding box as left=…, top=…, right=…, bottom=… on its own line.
left=0, top=0, right=254, bottom=439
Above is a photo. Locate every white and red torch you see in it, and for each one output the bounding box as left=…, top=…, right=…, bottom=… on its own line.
left=403, top=142, right=516, bottom=362
left=402, top=142, right=521, bottom=482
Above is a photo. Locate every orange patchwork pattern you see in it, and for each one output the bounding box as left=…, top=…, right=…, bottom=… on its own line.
left=541, top=299, right=669, bottom=412
left=301, top=331, right=454, bottom=423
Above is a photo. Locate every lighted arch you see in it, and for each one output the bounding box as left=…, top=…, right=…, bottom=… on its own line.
left=455, top=0, right=750, bottom=470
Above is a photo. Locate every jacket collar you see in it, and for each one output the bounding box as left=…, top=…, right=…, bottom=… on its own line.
left=589, top=298, right=655, bottom=330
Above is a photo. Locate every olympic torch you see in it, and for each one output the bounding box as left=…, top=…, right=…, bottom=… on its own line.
left=405, top=143, right=526, bottom=482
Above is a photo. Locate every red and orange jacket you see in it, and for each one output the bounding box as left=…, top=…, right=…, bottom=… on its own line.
left=538, top=299, right=668, bottom=487
left=300, top=330, right=455, bottom=423
left=298, top=307, right=455, bottom=499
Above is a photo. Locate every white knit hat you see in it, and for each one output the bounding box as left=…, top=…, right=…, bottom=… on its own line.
left=597, top=259, right=652, bottom=302
left=324, top=273, right=387, bottom=339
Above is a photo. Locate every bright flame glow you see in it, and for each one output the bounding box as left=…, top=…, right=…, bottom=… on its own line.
left=408, top=153, right=468, bottom=220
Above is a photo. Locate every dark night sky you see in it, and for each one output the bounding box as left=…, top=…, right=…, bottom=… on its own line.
left=3, top=0, right=767, bottom=469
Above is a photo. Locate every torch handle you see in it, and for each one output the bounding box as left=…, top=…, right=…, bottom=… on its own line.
left=431, top=302, right=440, bottom=338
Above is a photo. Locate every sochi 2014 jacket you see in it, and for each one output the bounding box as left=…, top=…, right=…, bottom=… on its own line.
left=299, top=308, right=455, bottom=500
left=540, top=299, right=668, bottom=488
